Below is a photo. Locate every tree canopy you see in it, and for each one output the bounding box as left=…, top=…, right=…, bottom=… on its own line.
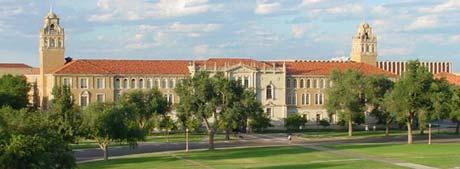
left=0, top=75, right=30, bottom=109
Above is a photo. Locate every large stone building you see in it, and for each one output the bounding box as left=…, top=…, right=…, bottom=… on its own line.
left=2, top=11, right=456, bottom=127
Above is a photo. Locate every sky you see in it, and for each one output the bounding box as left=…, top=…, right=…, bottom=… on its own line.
left=1, top=0, right=459, bottom=71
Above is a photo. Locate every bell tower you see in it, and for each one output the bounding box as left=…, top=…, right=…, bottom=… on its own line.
left=350, top=23, right=377, bottom=66
left=39, top=10, right=65, bottom=108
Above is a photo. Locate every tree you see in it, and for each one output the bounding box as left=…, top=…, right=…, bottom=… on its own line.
left=242, top=90, right=272, bottom=132
left=158, top=116, right=177, bottom=142
left=365, top=75, right=394, bottom=136
left=327, top=69, right=366, bottom=137
left=0, top=74, right=30, bottom=109
left=451, top=86, right=460, bottom=134
left=120, top=89, right=171, bottom=131
left=387, top=61, right=433, bottom=144
left=284, top=114, right=307, bottom=131
left=48, top=85, right=82, bottom=143
left=0, top=107, right=75, bottom=169
left=81, top=103, right=145, bottom=160
left=422, top=78, right=452, bottom=133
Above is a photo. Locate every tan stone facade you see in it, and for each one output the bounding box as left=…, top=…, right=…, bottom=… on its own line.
left=350, top=23, right=377, bottom=66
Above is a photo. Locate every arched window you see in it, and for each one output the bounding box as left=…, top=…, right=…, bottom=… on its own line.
left=300, top=79, right=304, bottom=88
left=123, top=79, right=128, bottom=89
left=319, top=79, right=324, bottom=88
left=80, top=91, right=90, bottom=107
left=139, top=79, right=144, bottom=89
left=130, top=79, right=136, bottom=88
left=266, top=85, right=273, bottom=99
left=306, top=79, right=311, bottom=88
left=366, top=44, right=369, bottom=52
left=154, top=79, right=159, bottom=88
left=168, top=79, right=174, bottom=88
left=147, top=79, right=153, bottom=89
left=287, top=79, right=291, bottom=88
left=50, top=38, right=55, bottom=47
left=161, top=79, right=167, bottom=88
left=293, top=79, right=297, bottom=88
left=114, top=79, right=120, bottom=89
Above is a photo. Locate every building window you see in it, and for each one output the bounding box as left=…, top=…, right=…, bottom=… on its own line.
left=161, top=79, right=167, bottom=88
left=292, top=79, right=297, bottom=88
left=300, top=79, right=304, bottom=88
left=114, top=90, right=121, bottom=101
left=165, top=94, right=174, bottom=103
left=306, top=79, right=311, bottom=88
left=96, top=94, right=105, bottom=103
left=244, top=77, right=249, bottom=88
left=147, top=79, right=153, bottom=89
left=288, top=93, right=296, bottom=105
left=80, top=78, right=88, bottom=89
left=266, top=108, right=273, bottom=118
left=302, top=94, right=305, bottom=105
left=130, top=79, right=136, bottom=88
left=319, top=79, right=324, bottom=88
left=155, top=79, right=160, bottom=88
left=168, top=79, right=174, bottom=88
left=123, top=79, right=128, bottom=89
left=305, top=94, right=310, bottom=105
left=96, top=78, right=104, bottom=89
left=315, top=93, right=324, bottom=105
left=114, top=79, right=120, bottom=89
left=63, top=78, right=71, bottom=87
left=312, top=79, right=317, bottom=88
left=139, top=79, right=144, bottom=89
left=287, top=79, right=291, bottom=88
left=80, top=91, right=90, bottom=107
left=266, top=85, right=273, bottom=99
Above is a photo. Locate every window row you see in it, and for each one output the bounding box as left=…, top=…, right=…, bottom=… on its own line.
left=80, top=91, right=105, bottom=107
left=235, top=76, right=251, bottom=88
left=287, top=78, right=330, bottom=89
left=63, top=78, right=105, bottom=89
left=114, top=78, right=177, bottom=89
left=287, top=93, right=324, bottom=105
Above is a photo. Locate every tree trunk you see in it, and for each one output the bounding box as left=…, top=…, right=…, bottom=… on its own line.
left=456, top=122, right=459, bottom=134
left=225, top=129, right=230, bottom=140
left=166, top=130, right=169, bottom=143
left=103, top=144, right=109, bottom=161
left=348, top=119, right=353, bottom=137
left=208, top=130, right=215, bottom=150
left=385, top=122, right=390, bottom=136
left=420, top=128, right=425, bottom=135
left=407, top=121, right=413, bottom=144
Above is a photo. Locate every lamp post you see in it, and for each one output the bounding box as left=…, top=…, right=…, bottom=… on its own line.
left=428, top=123, right=432, bottom=145
left=185, top=128, right=189, bottom=152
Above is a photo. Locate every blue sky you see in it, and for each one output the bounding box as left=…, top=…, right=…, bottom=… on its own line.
left=1, top=0, right=459, bottom=71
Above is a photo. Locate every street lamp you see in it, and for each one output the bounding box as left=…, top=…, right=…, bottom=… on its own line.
left=185, top=128, right=189, bottom=152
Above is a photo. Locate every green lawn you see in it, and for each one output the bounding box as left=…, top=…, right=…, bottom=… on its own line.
left=297, top=130, right=407, bottom=139
left=79, top=146, right=405, bottom=169
left=328, top=143, right=460, bottom=169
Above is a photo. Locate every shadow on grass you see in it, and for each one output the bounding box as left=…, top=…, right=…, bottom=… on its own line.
left=326, top=143, right=398, bottom=151
left=179, top=146, right=316, bottom=161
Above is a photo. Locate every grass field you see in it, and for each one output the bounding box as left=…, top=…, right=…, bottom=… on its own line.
left=79, top=143, right=460, bottom=169
left=328, top=143, right=460, bottom=169
left=297, top=130, right=407, bottom=139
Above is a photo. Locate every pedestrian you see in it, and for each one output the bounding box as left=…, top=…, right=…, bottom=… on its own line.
left=287, top=133, right=292, bottom=144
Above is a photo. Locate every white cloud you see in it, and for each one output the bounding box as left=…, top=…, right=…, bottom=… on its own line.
left=300, top=0, right=326, bottom=6
left=406, top=15, right=438, bottom=30
left=449, top=35, right=460, bottom=43
left=291, top=24, right=313, bottom=39
left=254, top=0, right=281, bottom=15
left=89, top=0, right=219, bottom=22
left=325, top=4, right=362, bottom=14
left=419, top=0, right=460, bottom=13
left=194, top=44, right=209, bottom=55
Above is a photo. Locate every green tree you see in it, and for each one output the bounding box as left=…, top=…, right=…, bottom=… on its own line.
left=0, top=107, right=75, bottom=169
left=284, top=114, right=307, bottom=131
left=81, top=103, right=145, bottom=160
left=49, top=85, right=82, bottom=143
left=327, top=69, right=366, bottom=137
left=421, top=78, right=453, bottom=134
left=120, top=89, right=171, bottom=131
left=242, top=90, right=272, bottom=132
left=175, top=72, right=222, bottom=149
left=387, top=61, right=433, bottom=144
left=158, top=116, right=177, bottom=142
left=0, top=74, right=30, bottom=109
left=451, top=87, right=460, bottom=134
left=365, top=75, right=395, bottom=136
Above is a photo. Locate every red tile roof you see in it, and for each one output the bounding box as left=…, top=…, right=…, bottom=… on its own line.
left=434, top=72, right=460, bottom=86
left=284, top=61, right=396, bottom=77
left=53, top=59, right=190, bottom=75
left=0, top=63, right=32, bottom=68
left=195, top=58, right=275, bottom=68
